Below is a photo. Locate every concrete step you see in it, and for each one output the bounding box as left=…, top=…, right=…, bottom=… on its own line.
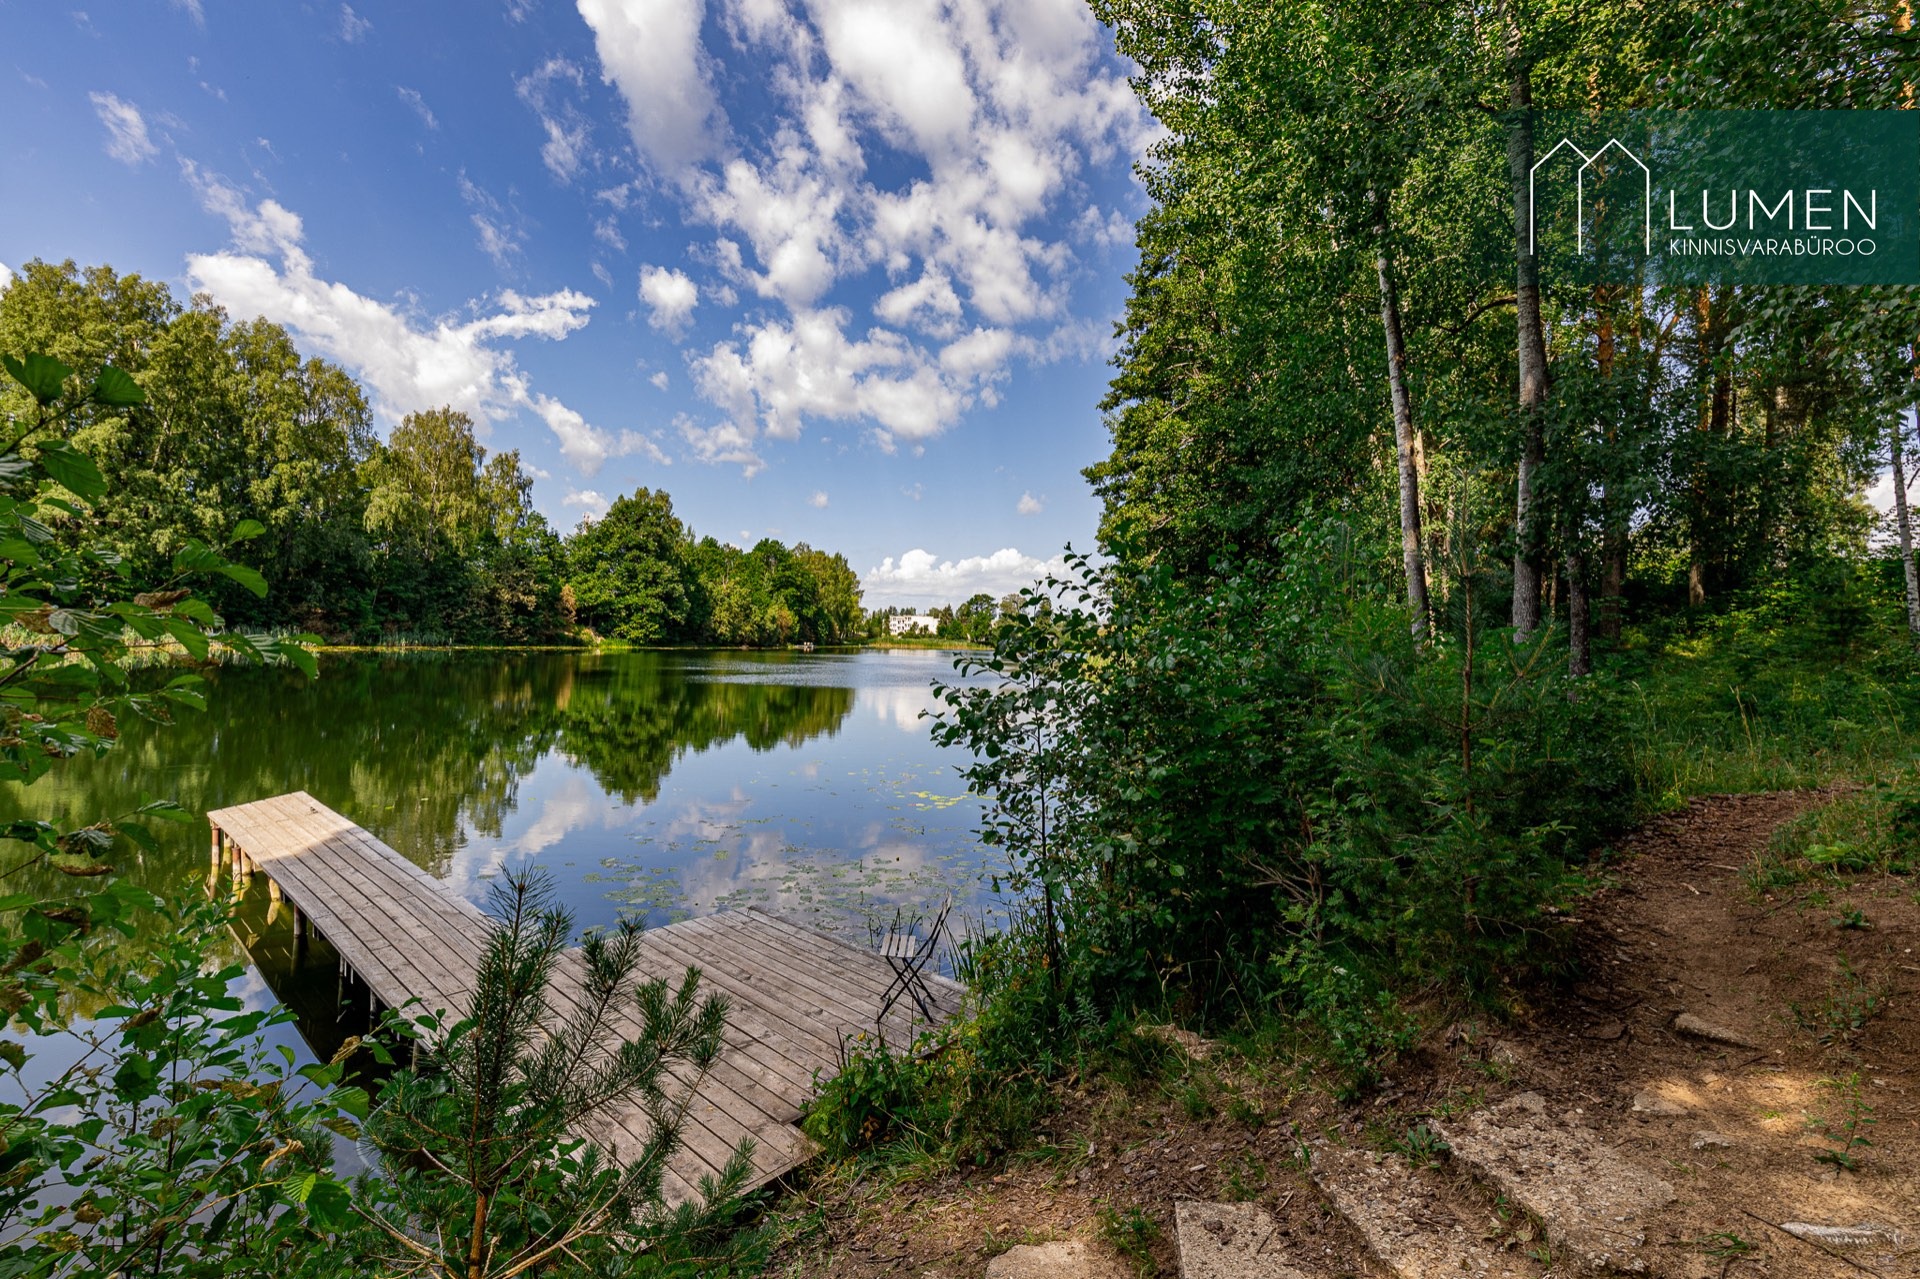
left=1309, top=1143, right=1544, bottom=1279
left=1434, top=1092, right=1675, bottom=1274
left=1173, top=1202, right=1309, bottom=1279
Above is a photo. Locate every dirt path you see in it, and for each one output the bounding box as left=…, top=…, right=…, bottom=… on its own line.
left=1448, top=789, right=1919, bottom=1277
left=768, top=791, right=1918, bottom=1277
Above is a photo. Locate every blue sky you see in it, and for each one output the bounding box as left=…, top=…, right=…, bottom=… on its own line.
left=0, top=0, right=1154, bottom=607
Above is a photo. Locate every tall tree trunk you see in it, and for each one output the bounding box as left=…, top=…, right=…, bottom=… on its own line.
left=1687, top=287, right=1727, bottom=607
left=1376, top=204, right=1431, bottom=639
left=1567, top=547, right=1592, bottom=676
left=1507, top=55, right=1548, bottom=639
left=1595, top=287, right=1624, bottom=641
left=1896, top=408, right=1920, bottom=641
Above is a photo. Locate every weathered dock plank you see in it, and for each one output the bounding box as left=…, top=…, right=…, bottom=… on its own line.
left=207, top=791, right=960, bottom=1203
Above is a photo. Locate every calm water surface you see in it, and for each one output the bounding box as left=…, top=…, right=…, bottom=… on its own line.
left=3, top=648, right=999, bottom=1060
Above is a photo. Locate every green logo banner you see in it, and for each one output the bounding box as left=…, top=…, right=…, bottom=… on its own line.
left=1527, top=110, right=1920, bottom=286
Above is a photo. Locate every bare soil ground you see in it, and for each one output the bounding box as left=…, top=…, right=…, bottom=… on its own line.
left=766, top=790, right=1919, bottom=1278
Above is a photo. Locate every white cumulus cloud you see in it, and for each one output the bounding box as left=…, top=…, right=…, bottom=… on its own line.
left=638, top=265, right=699, bottom=335
left=1016, top=492, right=1043, bottom=516
left=808, top=490, right=829, bottom=508
left=563, top=488, right=612, bottom=520
left=181, top=163, right=656, bottom=477
left=575, top=0, right=1150, bottom=471
left=339, top=4, right=371, bottom=42
left=577, top=0, right=722, bottom=172
left=89, top=92, right=156, bottom=165
left=862, top=546, right=1068, bottom=608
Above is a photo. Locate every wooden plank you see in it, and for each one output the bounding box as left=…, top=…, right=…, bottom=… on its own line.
left=673, top=914, right=932, bottom=1046
left=748, top=907, right=968, bottom=1000
left=550, top=950, right=813, bottom=1118
left=207, top=792, right=954, bottom=1207
left=717, top=910, right=963, bottom=1027
left=247, top=810, right=475, bottom=1012
left=600, top=939, right=835, bottom=1092
left=633, top=926, right=848, bottom=1063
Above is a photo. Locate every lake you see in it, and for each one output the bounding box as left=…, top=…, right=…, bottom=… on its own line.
left=2, top=647, right=1001, bottom=1058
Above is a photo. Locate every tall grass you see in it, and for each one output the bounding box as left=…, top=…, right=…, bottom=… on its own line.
left=1613, top=573, right=1919, bottom=802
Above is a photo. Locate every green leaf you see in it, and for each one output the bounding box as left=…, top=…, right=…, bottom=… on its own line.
left=265, top=637, right=319, bottom=679
left=216, top=562, right=269, bottom=598
left=302, top=1177, right=354, bottom=1231
left=173, top=596, right=218, bottom=625
left=171, top=540, right=221, bottom=574
left=160, top=685, right=207, bottom=712
left=230, top=518, right=266, bottom=541
left=133, top=799, right=193, bottom=823
left=1, top=354, right=73, bottom=406
left=333, top=1085, right=370, bottom=1122
left=162, top=616, right=211, bottom=660
left=34, top=441, right=107, bottom=500
left=89, top=365, right=145, bottom=408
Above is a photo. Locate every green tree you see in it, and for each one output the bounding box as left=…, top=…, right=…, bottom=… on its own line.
left=351, top=872, right=757, bottom=1279
left=566, top=489, right=692, bottom=644
left=365, top=407, right=491, bottom=561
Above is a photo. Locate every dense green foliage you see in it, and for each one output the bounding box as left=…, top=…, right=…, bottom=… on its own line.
left=0, top=261, right=866, bottom=647
left=0, top=892, right=359, bottom=1278
left=0, top=352, right=356, bottom=1277
left=821, top=0, right=1920, bottom=1149
left=572, top=492, right=863, bottom=647
left=1087, top=0, right=1916, bottom=632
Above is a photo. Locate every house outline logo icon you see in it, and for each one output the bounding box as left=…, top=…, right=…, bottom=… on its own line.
left=1529, top=137, right=1652, bottom=255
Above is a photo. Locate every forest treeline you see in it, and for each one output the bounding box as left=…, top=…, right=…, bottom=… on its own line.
left=1088, top=0, right=1920, bottom=645
left=0, top=260, right=865, bottom=647
left=821, top=0, right=1920, bottom=1157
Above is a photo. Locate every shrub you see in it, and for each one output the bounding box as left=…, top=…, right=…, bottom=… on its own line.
left=931, top=520, right=1638, bottom=1087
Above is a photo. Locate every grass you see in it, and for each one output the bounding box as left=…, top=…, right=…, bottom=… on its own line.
left=1693, top=1231, right=1757, bottom=1260
left=859, top=635, right=987, bottom=650
left=1808, top=1071, right=1876, bottom=1172
left=1614, top=576, right=1919, bottom=801
left=1095, top=1206, right=1160, bottom=1276
left=1744, top=779, right=1917, bottom=892
left=1789, top=959, right=1890, bottom=1047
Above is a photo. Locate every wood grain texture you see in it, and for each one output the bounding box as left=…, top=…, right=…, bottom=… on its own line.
left=207, top=791, right=959, bottom=1204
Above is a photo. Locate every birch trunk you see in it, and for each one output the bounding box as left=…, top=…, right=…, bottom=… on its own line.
left=1376, top=208, right=1432, bottom=638
left=1507, top=57, right=1547, bottom=639
left=1895, top=408, right=1920, bottom=640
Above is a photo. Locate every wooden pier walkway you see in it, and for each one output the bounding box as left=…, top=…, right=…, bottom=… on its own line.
left=206, top=791, right=963, bottom=1204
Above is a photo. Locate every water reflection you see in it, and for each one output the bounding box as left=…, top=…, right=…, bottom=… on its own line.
left=1, top=648, right=995, bottom=940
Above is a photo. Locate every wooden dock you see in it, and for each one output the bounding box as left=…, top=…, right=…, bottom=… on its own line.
left=206, top=791, right=963, bottom=1204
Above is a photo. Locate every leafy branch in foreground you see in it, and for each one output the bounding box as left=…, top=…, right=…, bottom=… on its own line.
left=0, top=346, right=340, bottom=1279
left=0, top=351, right=316, bottom=892
left=0, top=889, right=365, bottom=1279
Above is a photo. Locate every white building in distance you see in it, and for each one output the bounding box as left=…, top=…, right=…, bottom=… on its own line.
left=887, top=614, right=941, bottom=636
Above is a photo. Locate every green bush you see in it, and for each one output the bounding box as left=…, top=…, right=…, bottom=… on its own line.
left=931, top=521, right=1639, bottom=1088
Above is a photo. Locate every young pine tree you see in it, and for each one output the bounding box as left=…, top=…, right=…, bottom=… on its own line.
left=348, top=872, right=759, bottom=1279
